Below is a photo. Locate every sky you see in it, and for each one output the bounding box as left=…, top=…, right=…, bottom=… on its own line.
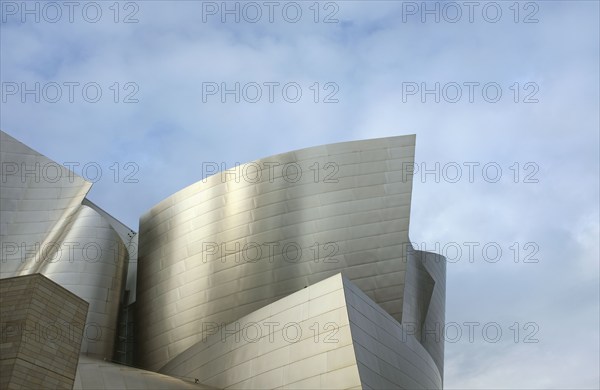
left=1, top=0, right=599, bottom=388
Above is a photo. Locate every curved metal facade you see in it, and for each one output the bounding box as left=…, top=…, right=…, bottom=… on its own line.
left=135, top=135, right=435, bottom=372
left=74, top=356, right=211, bottom=390
left=402, top=245, right=446, bottom=380
left=344, top=273, right=443, bottom=389
left=1, top=130, right=446, bottom=389
left=0, top=131, right=92, bottom=278
left=41, top=204, right=129, bottom=359
left=158, top=273, right=444, bottom=389
left=159, top=273, right=361, bottom=389
left=0, top=131, right=131, bottom=360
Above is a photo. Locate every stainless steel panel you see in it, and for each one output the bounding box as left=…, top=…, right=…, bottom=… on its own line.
left=136, top=135, right=419, bottom=371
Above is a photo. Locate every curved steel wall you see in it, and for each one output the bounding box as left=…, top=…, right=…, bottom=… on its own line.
left=344, top=274, right=443, bottom=389
left=159, top=273, right=444, bottom=389
left=41, top=204, right=129, bottom=359
left=0, top=131, right=91, bottom=278
left=159, top=273, right=361, bottom=389
left=403, top=245, right=446, bottom=380
left=136, top=135, right=417, bottom=371
left=0, top=130, right=130, bottom=360
left=74, top=356, right=206, bottom=390
left=2, top=130, right=446, bottom=388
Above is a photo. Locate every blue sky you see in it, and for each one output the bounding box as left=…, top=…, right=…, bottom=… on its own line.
left=1, top=1, right=599, bottom=388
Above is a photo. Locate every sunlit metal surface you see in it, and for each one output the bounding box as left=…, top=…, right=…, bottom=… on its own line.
left=160, top=273, right=444, bottom=389
left=74, top=356, right=211, bottom=390
left=403, top=246, right=446, bottom=379
left=0, top=131, right=92, bottom=277
left=1, top=130, right=446, bottom=389
left=0, top=130, right=131, bottom=360
left=135, top=135, right=421, bottom=371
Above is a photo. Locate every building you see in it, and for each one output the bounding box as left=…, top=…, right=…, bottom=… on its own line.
left=0, top=130, right=446, bottom=389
